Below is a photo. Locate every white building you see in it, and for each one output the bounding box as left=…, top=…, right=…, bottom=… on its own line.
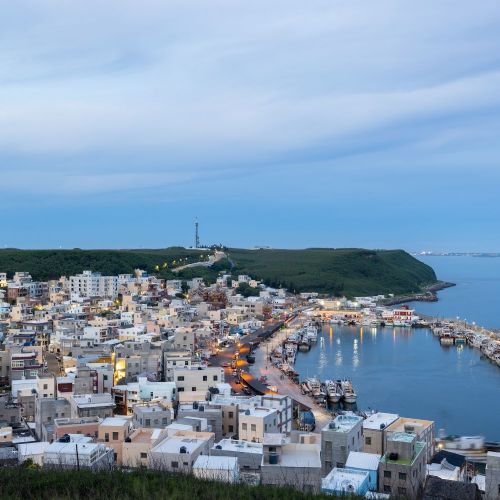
left=238, top=407, right=279, bottom=443
left=44, top=441, right=114, bottom=469
left=149, top=434, right=213, bottom=473
left=173, top=365, right=224, bottom=393
left=193, top=455, right=239, bottom=483
left=70, top=271, right=119, bottom=299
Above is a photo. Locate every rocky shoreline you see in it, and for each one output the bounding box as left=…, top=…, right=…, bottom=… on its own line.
left=380, top=281, right=455, bottom=306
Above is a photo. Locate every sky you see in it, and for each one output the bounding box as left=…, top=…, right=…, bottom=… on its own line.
left=2, top=1, right=500, bottom=251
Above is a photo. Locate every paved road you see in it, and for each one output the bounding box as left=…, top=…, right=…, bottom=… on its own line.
left=249, top=326, right=331, bottom=430
left=45, top=352, right=63, bottom=376
left=211, top=309, right=332, bottom=430
left=211, top=320, right=285, bottom=394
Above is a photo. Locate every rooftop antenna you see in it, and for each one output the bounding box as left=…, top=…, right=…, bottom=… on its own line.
left=195, top=217, right=200, bottom=249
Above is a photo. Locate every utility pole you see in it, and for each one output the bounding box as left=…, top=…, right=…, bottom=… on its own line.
left=75, top=443, right=80, bottom=471
left=194, top=218, right=200, bottom=249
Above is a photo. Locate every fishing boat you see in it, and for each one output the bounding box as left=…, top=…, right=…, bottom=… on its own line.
left=305, top=325, right=318, bottom=342
left=325, top=379, right=343, bottom=403
left=341, top=379, right=357, bottom=403
left=439, top=332, right=455, bottom=345
left=298, top=336, right=311, bottom=352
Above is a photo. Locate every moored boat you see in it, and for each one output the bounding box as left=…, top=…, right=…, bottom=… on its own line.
left=341, top=379, right=357, bottom=403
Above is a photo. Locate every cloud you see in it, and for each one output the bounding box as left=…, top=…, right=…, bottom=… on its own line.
left=1, top=0, right=500, bottom=199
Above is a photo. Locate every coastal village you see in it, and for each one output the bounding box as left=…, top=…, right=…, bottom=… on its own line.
left=0, top=258, right=499, bottom=499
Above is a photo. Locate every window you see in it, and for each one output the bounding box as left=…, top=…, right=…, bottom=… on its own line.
left=336, top=462, right=344, bottom=468
left=242, top=423, right=247, bottom=430
left=162, top=418, right=168, bottom=425
left=192, top=387, right=196, bottom=391
left=105, top=433, right=109, bottom=442
left=203, top=376, right=207, bottom=381
left=140, top=452, right=147, bottom=459
left=228, top=412, right=234, bottom=419
left=213, top=375, right=218, bottom=381
left=384, top=471, right=391, bottom=478
left=399, top=472, right=407, bottom=481
left=398, top=487, right=407, bottom=495
left=43, top=384, right=48, bottom=390
left=171, top=461, right=178, bottom=468
left=103, top=375, right=108, bottom=381
left=112, top=432, right=119, bottom=440
left=340, top=445, right=346, bottom=452
left=145, top=419, right=151, bottom=426
left=383, top=485, right=391, bottom=493
left=365, top=437, right=372, bottom=445
left=228, top=425, right=234, bottom=433
left=251, top=424, right=256, bottom=432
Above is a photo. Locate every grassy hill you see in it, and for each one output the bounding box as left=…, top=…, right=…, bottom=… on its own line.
left=0, top=468, right=349, bottom=500
left=0, top=248, right=206, bottom=282
left=227, top=248, right=437, bottom=296
left=0, top=247, right=437, bottom=297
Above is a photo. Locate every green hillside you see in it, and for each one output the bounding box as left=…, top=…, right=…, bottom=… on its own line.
left=0, top=247, right=437, bottom=297
left=0, top=248, right=206, bottom=282
left=0, top=468, right=347, bottom=500
left=227, top=248, right=437, bottom=296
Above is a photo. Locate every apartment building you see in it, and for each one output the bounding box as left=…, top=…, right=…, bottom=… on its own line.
left=178, top=403, right=223, bottom=442
left=163, top=350, right=192, bottom=381
left=70, top=271, right=119, bottom=299
left=378, top=432, right=427, bottom=499
left=122, top=427, right=167, bottom=468
left=133, top=403, right=172, bottom=429
left=363, top=412, right=399, bottom=455
left=97, top=416, right=132, bottom=465
left=70, top=393, right=115, bottom=419
left=238, top=407, right=279, bottom=443
left=53, top=416, right=100, bottom=440
left=35, top=397, right=72, bottom=441
left=321, top=414, right=364, bottom=475
left=173, top=365, right=224, bottom=393
left=384, top=416, right=435, bottom=463
left=261, top=434, right=322, bottom=493
left=112, top=377, right=176, bottom=415
left=149, top=433, right=213, bottom=473
left=10, top=349, right=43, bottom=381
left=210, top=439, right=263, bottom=471
left=44, top=441, right=114, bottom=469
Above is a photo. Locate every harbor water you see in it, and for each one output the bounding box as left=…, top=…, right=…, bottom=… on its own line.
left=293, top=255, right=500, bottom=439
left=407, top=255, right=500, bottom=329
left=294, top=325, right=500, bottom=440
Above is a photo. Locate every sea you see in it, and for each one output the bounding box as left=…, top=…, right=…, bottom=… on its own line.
left=293, top=256, right=500, bottom=440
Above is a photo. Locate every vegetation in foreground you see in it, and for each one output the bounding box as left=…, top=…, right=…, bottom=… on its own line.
left=0, top=467, right=355, bottom=500
left=0, top=246, right=437, bottom=297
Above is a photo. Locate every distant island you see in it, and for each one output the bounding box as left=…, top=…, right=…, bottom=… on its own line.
left=0, top=247, right=437, bottom=297
left=414, top=251, right=500, bottom=257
